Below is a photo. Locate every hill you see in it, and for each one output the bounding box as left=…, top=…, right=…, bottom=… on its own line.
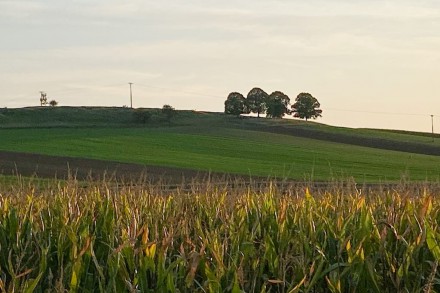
left=0, top=106, right=439, bottom=182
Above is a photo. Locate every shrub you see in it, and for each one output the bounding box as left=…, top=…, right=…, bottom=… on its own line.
left=161, top=104, right=176, bottom=122
left=133, top=109, right=152, bottom=124
left=49, top=100, right=58, bottom=107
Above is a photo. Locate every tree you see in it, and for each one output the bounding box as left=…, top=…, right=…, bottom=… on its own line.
left=266, top=91, right=290, bottom=118
left=40, top=92, right=47, bottom=106
left=247, top=87, right=268, bottom=117
left=49, top=100, right=58, bottom=107
left=224, top=92, right=249, bottom=116
left=291, top=93, right=322, bottom=121
left=162, top=104, right=176, bottom=122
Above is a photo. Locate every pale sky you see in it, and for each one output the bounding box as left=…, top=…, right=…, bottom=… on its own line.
left=1, top=0, right=440, bottom=132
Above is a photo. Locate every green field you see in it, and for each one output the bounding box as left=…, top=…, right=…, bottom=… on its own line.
left=1, top=107, right=440, bottom=182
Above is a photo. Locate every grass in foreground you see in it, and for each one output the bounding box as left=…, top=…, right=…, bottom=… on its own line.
left=0, top=180, right=440, bottom=292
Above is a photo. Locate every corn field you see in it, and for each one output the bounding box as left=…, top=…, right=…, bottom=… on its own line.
left=0, top=179, right=440, bottom=292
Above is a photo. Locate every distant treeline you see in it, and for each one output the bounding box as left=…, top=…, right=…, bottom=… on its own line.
left=224, top=87, right=322, bottom=121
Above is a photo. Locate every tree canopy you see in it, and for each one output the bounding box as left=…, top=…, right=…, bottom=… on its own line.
left=291, top=93, right=322, bottom=121
left=224, top=92, right=249, bottom=116
left=224, top=88, right=322, bottom=121
left=266, top=91, right=290, bottom=118
left=246, top=87, right=268, bottom=117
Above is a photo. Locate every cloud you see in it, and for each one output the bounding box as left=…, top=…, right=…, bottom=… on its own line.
left=0, top=1, right=45, bottom=18
left=2, top=0, right=440, bottom=131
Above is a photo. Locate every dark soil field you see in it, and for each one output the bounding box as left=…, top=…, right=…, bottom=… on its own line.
left=0, top=150, right=215, bottom=184
left=3, top=150, right=440, bottom=196
left=0, top=150, right=324, bottom=193
left=248, top=124, right=440, bottom=156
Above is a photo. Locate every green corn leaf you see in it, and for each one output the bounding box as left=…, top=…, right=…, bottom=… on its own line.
left=23, top=247, right=48, bottom=293
left=426, top=224, right=440, bottom=261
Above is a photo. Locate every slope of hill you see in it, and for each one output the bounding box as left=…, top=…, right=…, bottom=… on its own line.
left=1, top=106, right=439, bottom=182
left=2, top=106, right=439, bottom=154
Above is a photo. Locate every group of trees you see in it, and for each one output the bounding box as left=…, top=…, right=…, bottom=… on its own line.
left=224, top=87, right=322, bottom=121
left=39, top=92, right=58, bottom=107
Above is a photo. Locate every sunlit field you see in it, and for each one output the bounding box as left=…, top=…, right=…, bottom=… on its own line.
left=1, top=178, right=440, bottom=292
left=2, top=126, right=440, bottom=182
left=2, top=107, right=440, bottom=182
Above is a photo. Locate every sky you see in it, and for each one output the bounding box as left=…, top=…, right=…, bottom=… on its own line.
left=1, top=0, right=440, bottom=132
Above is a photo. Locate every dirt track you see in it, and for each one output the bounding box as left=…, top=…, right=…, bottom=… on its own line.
left=0, top=151, right=317, bottom=192
left=0, top=151, right=220, bottom=184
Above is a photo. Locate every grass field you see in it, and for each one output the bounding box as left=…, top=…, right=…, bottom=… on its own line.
left=1, top=126, right=440, bottom=182
left=2, top=106, right=440, bottom=144
left=1, top=107, right=440, bottom=182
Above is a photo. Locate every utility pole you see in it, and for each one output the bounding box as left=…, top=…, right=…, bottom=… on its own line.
left=129, top=82, right=133, bottom=108
left=431, top=114, right=435, bottom=142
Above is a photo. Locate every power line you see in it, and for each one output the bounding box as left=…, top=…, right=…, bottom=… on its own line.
left=3, top=83, right=440, bottom=120
left=135, top=83, right=225, bottom=100
left=133, top=85, right=440, bottom=119
left=325, top=107, right=436, bottom=117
